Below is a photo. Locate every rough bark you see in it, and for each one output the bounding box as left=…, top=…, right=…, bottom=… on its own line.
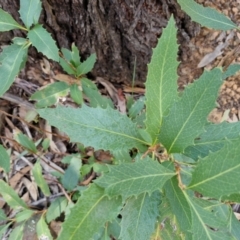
left=0, top=0, right=199, bottom=85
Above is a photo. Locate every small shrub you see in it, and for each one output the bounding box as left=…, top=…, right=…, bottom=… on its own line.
left=0, top=0, right=240, bottom=239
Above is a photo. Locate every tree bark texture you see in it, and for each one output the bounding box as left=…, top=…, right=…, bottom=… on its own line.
left=0, top=0, right=199, bottom=85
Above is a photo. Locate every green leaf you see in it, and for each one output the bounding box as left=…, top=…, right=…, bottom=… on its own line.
left=0, top=9, right=25, bottom=31
left=157, top=196, right=185, bottom=240
left=228, top=209, right=240, bottom=240
left=177, top=0, right=237, bottom=30
left=188, top=141, right=240, bottom=199
left=0, top=145, right=10, bottom=173
left=112, top=150, right=132, bottom=164
left=8, top=223, right=24, bottom=240
left=95, top=159, right=175, bottom=199
left=222, top=193, right=240, bottom=203
left=32, top=160, right=51, bottom=196
left=46, top=197, right=68, bottom=223
left=184, top=121, right=240, bottom=160
left=159, top=68, right=222, bottom=153
left=0, top=44, right=28, bottom=97
left=0, top=209, right=6, bottom=221
left=58, top=184, right=122, bottom=240
left=0, top=180, right=28, bottom=209
left=76, top=53, right=96, bottom=76
left=19, top=0, right=42, bottom=28
left=42, top=138, right=50, bottom=151
left=59, top=57, right=76, bottom=75
left=128, top=96, right=145, bottom=119
left=70, top=84, right=83, bottom=105
left=14, top=133, right=37, bottom=153
left=15, top=209, right=33, bottom=223
left=82, top=79, right=113, bottom=108
left=183, top=193, right=233, bottom=239
left=107, top=219, right=121, bottom=240
left=70, top=43, right=81, bottom=67
left=30, top=81, right=69, bottom=108
left=62, top=47, right=73, bottom=62
left=60, top=44, right=81, bottom=74
left=145, top=15, right=179, bottom=142
left=62, top=155, right=82, bottom=191
left=36, top=215, right=53, bottom=240
left=38, top=105, right=146, bottom=153
left=12, top=37, right=28, bottom=46
left=223, top=64, right=240, bottom=80
left=164, top=177, right=192, bottom=234
left=28, top=24, right=59, bottom=61
left=120, top=191, right=160, bottom=240
left=0, top=224, right=11, bottom=239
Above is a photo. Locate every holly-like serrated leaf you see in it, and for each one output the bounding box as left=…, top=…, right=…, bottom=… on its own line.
left=95, top=159, right=175, bottom=199
left=120, top=191, right=160, bottom=240
left=60, top=43, right=81, bottom=73
left=82, top=78, right=113, bottom=108
left=59, top=57, right=76, bottom=75
left=0, top=180, right=28, bottom=209
left=46, top=197, right=68, bottom=223
left=71, top=43, right=81, bottom=66
left=62, top=156, right=82, bottom=191
left=28, top=24, right=59, bottom=61
left=30, top=81, right=69, bottom=108
left=183, top=192, right=233, bottom=240
left=0, top=44, right=28, bottom=97
left=76, top=53, right=96, bottom=76
left=159, top=68, right=222, bottom=153
left=58, top=184, right=122, bottom=240
left=14, top=132, right=37, bottom=153
left=188, top=141, right=240, bottom=199
left=0, top=145, right=10, bottom=173
left=184, top=121, right=240, bottom=160
left=145, top=16, right=179, bottom=142
left=38, top=105, right=146, bottom=153
left=177, top=0, right=237, bottom=30
left=70, top=84, right=83, bottom=105
left=19, top=0, right=42, bottom=28
left=36, top=215, right=53, bottom=240
left=164, top=177, right=192, bottom=235
left=32, top=160, right=51, bottom=196
left=0, top=9, right=25, bottom=31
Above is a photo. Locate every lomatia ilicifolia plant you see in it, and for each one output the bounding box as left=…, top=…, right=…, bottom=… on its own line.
left=1, top=0, right=240, bottom=239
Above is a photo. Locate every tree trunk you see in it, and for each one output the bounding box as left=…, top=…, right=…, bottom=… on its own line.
left=0, top=0, right=199, bottom=86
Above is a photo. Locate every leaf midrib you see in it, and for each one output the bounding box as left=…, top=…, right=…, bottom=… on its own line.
left=189, top=161, right=240, bottom=189
left=2, top=45, right=25, bottom=93
left=53, top=114, right=148, bottom=145
left=32, top=25, right=57, bottom=59
left=180, top=0, right=235, bottom=28
left=184, top=192, right=213, bottom=239
left=68, top=195, right=105, bottom=240
left=168, top=84, right=209, bottom=152
left=107, top=172, right=175, bottom=188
